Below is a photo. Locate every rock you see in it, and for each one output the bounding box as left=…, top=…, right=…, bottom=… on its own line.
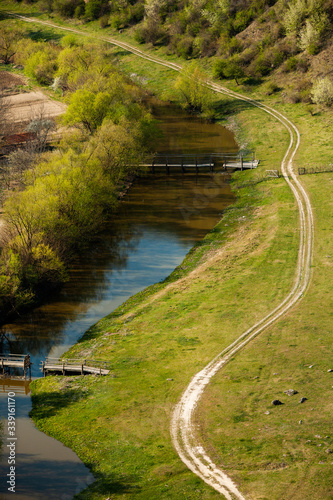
left=299, top=420, right=303, bottom=424
left=325, top=449, right=333, bottom=454
left=264, top=411, right=270, bottom=415
left=253, top=376, right=259, bottom=379
left=167, top=378, right=173, bottom=381
left=300, top=397, right=308, bottom=403
left=309, top=365, right=314, bottom=368
left=327, top=369, right=333, bottom=373
left=272, top=399, right=283, bottom=406
left=284, top=389, right=298, bottom=396
left=315, top=435, right=322, bottom=438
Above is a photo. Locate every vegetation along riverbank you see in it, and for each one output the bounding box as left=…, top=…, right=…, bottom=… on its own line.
left=1, top=1, right=333, bottom=499
left=0, top=20, right=159, bottom=322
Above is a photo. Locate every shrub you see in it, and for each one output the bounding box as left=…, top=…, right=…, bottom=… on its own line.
left=99, top=14, right=109, bottom=29
left=213, top=57, right=245, bottom=84
left=53, top=0, right=84, bottom=18
left=25, top=48, right=59, bottom=85
left=311, top=77, right=333, bottom=106
left=283, top=0, right=307, bottom=35
left=176, top=35, right=194, bottom=58
left=284, top=55, right=298, bottom=72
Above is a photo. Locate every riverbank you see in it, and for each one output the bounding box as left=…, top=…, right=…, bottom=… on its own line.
left=4, top=7, right=332, bottom=500
left=30, top=163, right=301, bottom=499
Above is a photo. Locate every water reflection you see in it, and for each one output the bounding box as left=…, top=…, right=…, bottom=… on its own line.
left=0, top=101, right=237, bottom=499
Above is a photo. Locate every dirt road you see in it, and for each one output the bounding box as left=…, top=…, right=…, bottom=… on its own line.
left=11, top=14, right=314, bottom=499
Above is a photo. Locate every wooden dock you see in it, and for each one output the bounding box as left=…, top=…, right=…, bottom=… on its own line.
left=142, top=152, right=259, bottom=174
left=41, top=357, right=111, bottom=376
left=0, top=354, right=32, bottom=378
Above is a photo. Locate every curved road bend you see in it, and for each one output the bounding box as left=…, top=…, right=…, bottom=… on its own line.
left=12, top=14, right=314, bottom=499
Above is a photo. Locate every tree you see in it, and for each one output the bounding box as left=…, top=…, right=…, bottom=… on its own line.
left=311, top=77, right=333, bottom=106
left=62, top=89, right=115, bottom=132
left=0, top=27, right=22, bottom=64
left=174, top=63, right=213, bottom=113
left=213, top=57, right=245, bottom=84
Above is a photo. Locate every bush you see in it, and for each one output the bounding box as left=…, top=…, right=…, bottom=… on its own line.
left=213, top=57, right=245, bottom=84
left=25, top=48, right=59, bottom=85
left=284, top=55, right=298, bottom=72
left=311, top=77, right=333, bottom=106
left=99, top=14, right=109, bottom=29
left=53, top=0, right=84, bottom=18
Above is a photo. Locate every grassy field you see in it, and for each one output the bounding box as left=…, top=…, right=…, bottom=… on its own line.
left=2, top=4, right=333, bottom=499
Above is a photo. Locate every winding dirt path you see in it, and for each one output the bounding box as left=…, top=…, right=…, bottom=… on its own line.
left=10, top=14, right=314, bottom=498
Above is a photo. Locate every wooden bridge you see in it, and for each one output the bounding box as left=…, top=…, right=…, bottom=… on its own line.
left=0, top=354, right=32, bottom=379
left=143, top=151, right=259, bottom=174
left=41, top=357, right=111, bottom=376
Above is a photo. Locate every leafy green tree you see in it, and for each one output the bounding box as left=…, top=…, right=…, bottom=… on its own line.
left=24, top=47, right=59, bottom=85
left=62, top=89, right=115, bottom=132
left=213, top=57, right=245, bottom=84
left=175, top=63, right=213, bottom=113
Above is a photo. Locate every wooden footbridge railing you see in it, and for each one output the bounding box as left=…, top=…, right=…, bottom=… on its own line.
left=41, top=357, right=111, bottom=376
left=141, top=151, right=259, bottom=174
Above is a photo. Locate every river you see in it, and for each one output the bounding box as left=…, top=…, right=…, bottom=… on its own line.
left=0, top=101, right=237, bottom=499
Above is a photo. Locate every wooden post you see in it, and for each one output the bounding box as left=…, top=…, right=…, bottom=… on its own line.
left=152, top=159, right=155, bottom=174
left=62, top=363, right=65, bottom=376
left=195, top=156, right=198, bottom=174
left=241, top=154, right=243, bottom=171
left=210, top=156, right=213, bottom=173
left=81, top=364, right=84, bottom=375
left=166, top=157, right=169, bottom=175
left=181, top=156, right=185, bottom=173
left=224, top=156, right=226, bottom=170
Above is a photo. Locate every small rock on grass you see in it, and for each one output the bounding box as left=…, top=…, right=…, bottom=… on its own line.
left=284, top=389, right=298, bottom=396
left=300, top=397, right=308, bottom=403
left=272, top=399, right=283, bottom=406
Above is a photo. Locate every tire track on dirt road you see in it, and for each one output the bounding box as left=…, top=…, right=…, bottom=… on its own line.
left=10, top=14, right=314, bottom=498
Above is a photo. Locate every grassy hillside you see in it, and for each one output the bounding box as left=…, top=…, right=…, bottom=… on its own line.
left=1, top=3, right=333, bottom=499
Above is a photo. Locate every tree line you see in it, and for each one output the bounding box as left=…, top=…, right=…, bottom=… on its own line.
left=0, top=31, right=158, bottom=321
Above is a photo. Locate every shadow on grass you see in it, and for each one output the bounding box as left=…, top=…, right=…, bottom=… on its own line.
left=80, top=474, right=141, bottom=498
left=5, top=10, right=44, bottom=19
left=214, top=98, right=254, bottom=118
left=30, top=386, right=90, bottom=419
left=25, top=27, right=62, bottom=42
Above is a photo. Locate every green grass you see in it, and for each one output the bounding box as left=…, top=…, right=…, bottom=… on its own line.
left=3, top=4, right=333, bottom=499
left=197, top=175, right=333, bottom=500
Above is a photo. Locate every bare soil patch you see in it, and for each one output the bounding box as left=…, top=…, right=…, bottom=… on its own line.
left=4, top=91, right=66, bottom=125
left=0, top=70, right=27, bottom=92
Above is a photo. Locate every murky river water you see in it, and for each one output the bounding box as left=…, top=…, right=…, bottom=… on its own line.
left=0, top=101, right=237, bottom=499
